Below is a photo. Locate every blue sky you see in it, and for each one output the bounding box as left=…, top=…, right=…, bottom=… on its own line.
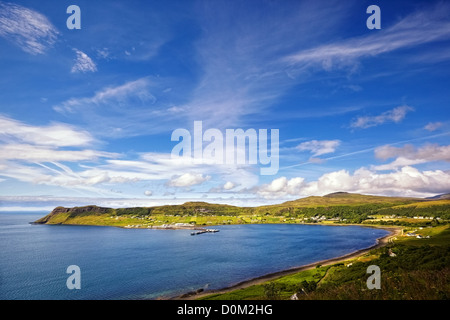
left=0, top=0, right=450, bottom=210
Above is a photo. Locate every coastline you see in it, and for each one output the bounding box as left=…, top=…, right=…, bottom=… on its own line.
left=172, top=225, right=402, bottom=300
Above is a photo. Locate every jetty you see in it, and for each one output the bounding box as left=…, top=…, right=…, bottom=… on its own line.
left=148, top=223, right=220, bottom=235
left=191, top=228, right=220, bottom=236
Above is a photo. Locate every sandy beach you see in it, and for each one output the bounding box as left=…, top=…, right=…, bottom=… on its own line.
left=173, top=225, right=402, bottom=300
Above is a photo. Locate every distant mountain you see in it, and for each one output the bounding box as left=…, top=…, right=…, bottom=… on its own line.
left=426, top=193, right=450, bottom=200
left=323, top=192, right=352, bottom=198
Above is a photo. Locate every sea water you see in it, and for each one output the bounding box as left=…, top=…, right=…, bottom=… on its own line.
left=0, top=212, right=389, bottom=300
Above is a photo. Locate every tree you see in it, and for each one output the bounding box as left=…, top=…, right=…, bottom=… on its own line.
left=263, top=282, right=281, bottom=300
left=298, top=280, right=317, bottom=294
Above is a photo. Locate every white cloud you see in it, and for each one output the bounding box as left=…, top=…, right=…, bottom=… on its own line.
left=304, top=167, right=450, bottom=197
left=144, top=190, right=152, bottom=196
left=350, top=105, right=413, bottom=129
left=257, top=176, right=305, bottom=199
left=0, top=1, right=59, bottom=54
left=223, top=181, right=235, bottom=190
left=257, top=166, right=450, bottom=199
left=94, top=153, right=258, bottom=190
left=0, top=144, right=116, bottom=162
left=0, top=161, right=144, bottom=189
left=71, top=49, right=97, bottom=73
left=0, top=116, right=119, bottom=190
left=375, top=144, right=450, bottom=162
left=88, top=78, right=155, bottom=104
left=167, top=106, right=185, bottom=114
left=296, top=140, right=340, bottom=157
left=96, top=47, right=110, bottom=59
left=373, top=143, right=450, bottom=170
left=372, top=157, right=426, bottom=171
left=106, top=154, right=201, bottom=180
left=424, top=122, right=443, bottom=132
left=166, top=173, right=211, bottom=188
left=300, top=170, right=356, bottom=196
left=0, top=115, right=94, bottom=147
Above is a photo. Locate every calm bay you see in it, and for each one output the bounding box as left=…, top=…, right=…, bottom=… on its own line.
left=0, top=212, right=389, bottom=300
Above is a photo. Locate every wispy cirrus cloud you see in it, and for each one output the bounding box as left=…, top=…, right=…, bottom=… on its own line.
left=0, top=115, right=118, bottom=192
left=0, top=1, right=59, bottom=55
left=0, top=115, right=93, bottom=147
left=0, top=144, right=116, bottom=162
left=52, top=77, right=175, bottom=137
left=180, top=1, right=450, bottom=130
left=53, top=78, right=154, bottom=114
left=284, top=2, right=450, bottom=71
left=0, top=124, right=259, bottom=194
left=179, top=0, right=350, bottom=128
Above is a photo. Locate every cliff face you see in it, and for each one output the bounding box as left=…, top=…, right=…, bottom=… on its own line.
left=34, top=205, right=112, bottom=224
left=34, top=206, right=68, bottom=224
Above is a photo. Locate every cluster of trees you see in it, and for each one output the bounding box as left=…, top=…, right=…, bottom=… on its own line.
left=365, top=218, right=443, bottom=227
left=263, top=280, right=318, bottom=300
left=288, top=204, right=392, bottom=223
left=115, top=207, right=151, bottom=216
left=374, top=204, right=450, bottom=220
left=277, top=203, right=450, bottom=224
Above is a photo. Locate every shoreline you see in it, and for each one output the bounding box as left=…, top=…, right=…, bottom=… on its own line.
left=171, top=225, right=402, bottom=300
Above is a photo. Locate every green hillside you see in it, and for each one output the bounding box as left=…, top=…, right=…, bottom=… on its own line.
left=34, top=192, right=449, bottom=227
left=275, top=192, right=421, bottom=206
